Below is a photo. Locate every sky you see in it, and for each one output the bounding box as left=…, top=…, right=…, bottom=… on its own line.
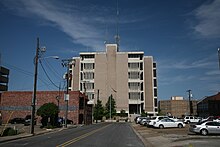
left=0, top=0, right=220, bottom=100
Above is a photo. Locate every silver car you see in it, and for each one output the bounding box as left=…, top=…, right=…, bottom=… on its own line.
left=189, top=121, right=220, bottom=136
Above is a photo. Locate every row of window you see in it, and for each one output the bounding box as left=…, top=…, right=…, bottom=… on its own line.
left=80, top=82, right=94, bottom=91
left=128, top=63, right=143, bottom=70
left=129, top=92, right=144, bottom=101
left=128, top=82, right=143, bottom=91
left=81, top=63, right=95, bottom=71
left=81, top=72, right=94, bottom=80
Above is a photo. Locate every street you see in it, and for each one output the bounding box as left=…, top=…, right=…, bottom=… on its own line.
left=0, top=123, right=144, bottom=147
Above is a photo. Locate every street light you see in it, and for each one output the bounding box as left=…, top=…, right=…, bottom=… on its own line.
left=31, top=37, right=59, bottom=134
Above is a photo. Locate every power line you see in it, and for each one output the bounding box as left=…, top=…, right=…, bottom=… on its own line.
left=39, top=60, right=59, bottom=88
left=3, top=61, right=57, bottom=89
left=41, top=58, right=62, bottom=80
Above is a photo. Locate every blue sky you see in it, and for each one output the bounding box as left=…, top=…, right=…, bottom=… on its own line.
left=0, top=0, right=219, bottom=100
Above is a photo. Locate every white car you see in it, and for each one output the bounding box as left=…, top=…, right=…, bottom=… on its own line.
left=153, top=118, right=185, bottom=129
left=146, top=116, right=169, bottom=127
left=183, top=116, right=201, bottom=124
left=189, top=121, right=220, bottom=136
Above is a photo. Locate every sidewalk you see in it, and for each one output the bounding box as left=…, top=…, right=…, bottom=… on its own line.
left=0, top=124, right=77, bottom=143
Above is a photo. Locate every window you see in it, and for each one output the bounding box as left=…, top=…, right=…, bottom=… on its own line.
left=81, top=63, right=83, bottom=71
left=140, top=62, right=143, bottom=70
left=153, top=63, right=156, bottom=68
left=128, top=63, right=139, bottom=69
left=128, top=54, right=143, bottom=60
left=129, top=92, right=140, bottom=100
left=154, top=98, right=158, bottom=107
left=153, top=69, right=157, bottom=77
left=80, top=54, right=95, bottom=60
left=128, top=82, right=140, bottom=90
left=85, top=83, right=94, bottom=90
left=84, top=63, right=95, bottom=70
left=140, top=72, right=143, bottom=80
left=154, top=79, right=157, bottom=87
left=128, top=72, right=140, bottom=79
left=154, top=89, right=157, bottom=97
left=84, top=72, right=94, bottom=79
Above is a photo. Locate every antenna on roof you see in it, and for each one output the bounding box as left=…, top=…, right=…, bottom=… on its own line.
left=115, top=0, right=120, bottom=51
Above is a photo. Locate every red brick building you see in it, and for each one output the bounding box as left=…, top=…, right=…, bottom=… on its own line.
left=197, top=92, right=220, bottom=117
left=0, top=91, right=92, bottom=125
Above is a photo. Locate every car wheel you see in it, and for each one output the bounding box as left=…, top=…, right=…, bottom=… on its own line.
left=186, top=121, right=190, bottom=124
left=178, top=124, right=183, bottom=128
left=159, top=124, right=164, bottom=129
left=200, top=129, right=208, bottom=136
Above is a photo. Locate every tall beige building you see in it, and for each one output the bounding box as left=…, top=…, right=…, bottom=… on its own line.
left=69, top=43, right=158, bottom=116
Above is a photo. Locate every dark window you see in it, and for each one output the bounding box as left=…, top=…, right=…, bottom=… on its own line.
left=141, top=83, right=143, bottom=91
left=154, top=89, right=157, bottom=97
left=140, top=62, right=143, bottom=70
left=153, top=63, right=156, bottom=68
left=141, top=92, right=144, bottom=101
left=153, top=70, right=157, bottom=77
left=140, top=72, right=143, bottom=80
left=154, top=79, right=157, bottom=87
left=154, top=99, right=158, bottom=107
left=81, top=63, right=83, bottom=71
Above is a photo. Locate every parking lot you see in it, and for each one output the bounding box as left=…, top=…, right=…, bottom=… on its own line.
left=132, top=123, right=220, bottom=147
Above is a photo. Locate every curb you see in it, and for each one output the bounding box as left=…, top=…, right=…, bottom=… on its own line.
left=130, top=123, right=154, bottom=147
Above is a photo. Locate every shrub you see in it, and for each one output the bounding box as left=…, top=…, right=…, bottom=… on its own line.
left=2, top=127, right=17, bottom=136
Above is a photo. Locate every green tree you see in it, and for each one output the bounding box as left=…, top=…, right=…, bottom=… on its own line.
left=93, top=99, right=104, bottom=122
left=37, top=102, right=59, bottom=128
left=105, top=95, right=116, bottom=119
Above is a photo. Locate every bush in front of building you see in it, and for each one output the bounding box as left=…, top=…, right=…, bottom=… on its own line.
left=37, top=102, right=59, bottom=128
left=2, top=127, right=17, bottom=136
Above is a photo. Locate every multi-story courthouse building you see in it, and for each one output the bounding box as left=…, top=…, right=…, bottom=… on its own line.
left=69, top=43, right=158, bottom=116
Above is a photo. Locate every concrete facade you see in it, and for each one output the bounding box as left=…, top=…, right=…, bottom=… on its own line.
left=0, top=91, right=91, bottom=125
left=70, top=43, right=158, bottom=116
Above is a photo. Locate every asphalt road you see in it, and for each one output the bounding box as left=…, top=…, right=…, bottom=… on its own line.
left=0, top=123, right=145, bottom=147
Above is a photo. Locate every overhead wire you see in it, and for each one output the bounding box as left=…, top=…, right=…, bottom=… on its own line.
left=39, top=60, right=60, bottom=89
left=41, top=58, right=63, bottom=80
left=3, top=61, right=53, bottom=89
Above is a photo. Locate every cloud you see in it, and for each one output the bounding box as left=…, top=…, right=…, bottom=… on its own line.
left=159, top=75, right=195, bottom=86
left=193, top=0, right=220, bottom=38
left=159, top=56, right=215, bottom=70
left=1, top=0, right=109, bottom=50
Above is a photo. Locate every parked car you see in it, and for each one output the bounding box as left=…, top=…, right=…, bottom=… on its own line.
left=189, top=121, right=220, bottom=136
left=140, top=117, right=150, bottom=126
left=153, top=118, right=185, bottom=129
left=58, top=117, right=73, bottom=125
left=183, top=116, right=201, bottom=124
left=146, top=116, right=169, bottom=127
left=136, top=117, right=147, bottom=124
left=9, top=117, right=25, bottom=124
left=168, top=116, right=179, bottom=121
left=202, top=116, right=220, bottom=122
left=24, top=115, right=36, bottom=126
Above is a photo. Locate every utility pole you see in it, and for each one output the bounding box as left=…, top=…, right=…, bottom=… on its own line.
left=31, top=37, right=45, bottom=134
left=83, top=82, right=87, bottom=125
left=62, top=59, right=75, bottom=128
left=187, top=90, right=192, bottom=115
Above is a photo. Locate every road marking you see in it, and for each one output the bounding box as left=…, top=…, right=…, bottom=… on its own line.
left=56, top=124, right=111, bottom=147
